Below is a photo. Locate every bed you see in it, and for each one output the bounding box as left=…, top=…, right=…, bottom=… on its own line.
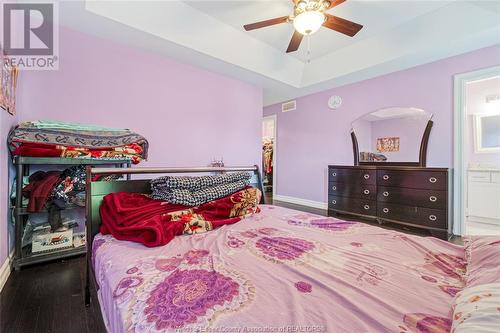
left=84, top=166, right=494, bottom=333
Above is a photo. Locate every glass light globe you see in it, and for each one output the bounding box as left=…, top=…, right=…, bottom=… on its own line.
left=293, top=10, right=325, bottom=35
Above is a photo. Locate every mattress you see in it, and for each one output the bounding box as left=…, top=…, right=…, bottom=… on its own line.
left=92, top=205, right=465, bottom=333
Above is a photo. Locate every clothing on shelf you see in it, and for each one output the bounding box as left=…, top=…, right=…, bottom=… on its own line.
left=21, top=165, right=121, bottom=231
left=22, top=171, right=63, bottom=213
left=8, top=120, right=149, bottom=164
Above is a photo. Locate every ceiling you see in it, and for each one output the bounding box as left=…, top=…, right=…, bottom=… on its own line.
left=55, top=1, right=500, bottom=105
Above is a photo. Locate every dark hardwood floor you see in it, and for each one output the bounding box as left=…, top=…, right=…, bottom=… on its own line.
left=0, top=256, right=106, bottom=333
left=0, top=195, right=461, bottom=333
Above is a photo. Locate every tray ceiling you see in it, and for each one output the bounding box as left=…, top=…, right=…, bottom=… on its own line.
left=55, top=1, right=500, bottom=105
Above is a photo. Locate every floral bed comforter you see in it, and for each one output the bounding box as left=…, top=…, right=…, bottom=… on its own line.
left=92, top=205, right=465, bottom=333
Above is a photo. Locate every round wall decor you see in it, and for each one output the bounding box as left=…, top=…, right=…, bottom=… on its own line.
left=328, top=95, right=342, bottom=109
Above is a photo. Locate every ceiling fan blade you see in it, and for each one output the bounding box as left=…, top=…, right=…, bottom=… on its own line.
left=323, top=14, right=363, bottom=37
left=286, top=31, right=303, bottom=53
left=326, top=0, right=347, bottom=10
left=244, top=16, right=289, bottom=31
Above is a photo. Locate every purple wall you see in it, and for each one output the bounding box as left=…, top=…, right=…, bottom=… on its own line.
left=1, top=27, right=262, bottom=266
left=17, top=28, right=263, bottom=168
left=264, top=45, right=500, bottom=203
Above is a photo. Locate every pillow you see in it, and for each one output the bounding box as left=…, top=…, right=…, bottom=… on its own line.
left=451, top=283, right=500, bottom=333
left=465, top=236, right=500, bottom=287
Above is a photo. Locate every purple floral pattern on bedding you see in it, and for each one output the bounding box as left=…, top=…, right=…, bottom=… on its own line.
left=92, top=205, right=468, bottom=332
left=113, top=276, right=144, bottom=298
left=144, top=269, right=240, bottom=330
left=255, top=236, right=315, bottom=261
left=287, top=216, right=361, bottom=233
left=105, top=248, right=254, bottom=331
left=401, top=313, right=451, bottom=333
left=183, top=250, right=209, bottom=265
left=227, top=236, right=245, bottom=248
left=356, top=264, right=388, bottom=286
left=295, top=281, right=312, bottom=293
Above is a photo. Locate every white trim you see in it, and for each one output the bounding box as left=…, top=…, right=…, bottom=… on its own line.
left=263, top=115, right=277, bottom=199
left=273, top=194, right=327, bottom=210
left=453, top=66, right=500, bottom=236
left=0, top=251, right=13, bottom=293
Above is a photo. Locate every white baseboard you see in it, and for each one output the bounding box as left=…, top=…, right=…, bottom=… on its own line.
left=273, top=194, right=327, bottom=210
left=0, top=251, right=13, bottom=293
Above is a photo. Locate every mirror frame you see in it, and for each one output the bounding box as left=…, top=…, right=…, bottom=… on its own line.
left=351, top=120, right=433, bottom=167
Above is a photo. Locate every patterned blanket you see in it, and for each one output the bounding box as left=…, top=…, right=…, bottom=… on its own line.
left=99, top=187, right=261, bottom=247
left=151, top=172, right=251, bottom=205
left=8, top=121, right=148, bottom=161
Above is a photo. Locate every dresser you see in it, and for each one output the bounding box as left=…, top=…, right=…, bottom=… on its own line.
left=327, top=165, right=452, bottom=239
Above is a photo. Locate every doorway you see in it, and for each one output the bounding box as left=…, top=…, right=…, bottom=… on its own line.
left=454, top=66, right=500, bottom=236
left=262, top=115, right=276, bottom=203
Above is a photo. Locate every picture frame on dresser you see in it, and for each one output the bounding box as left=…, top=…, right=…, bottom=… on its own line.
left=329, top=107, right=452, bottom=240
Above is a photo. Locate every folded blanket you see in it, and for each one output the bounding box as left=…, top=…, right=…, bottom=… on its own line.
left=31, top=120, right=127, bottom=132
left=11, top=142, right=145, bottom=164
left=150, top=171, right=251, bottom=205
left=152, top=179, right=250, bottom=206
left=99, top=187, right=261, bottom=247
left=151, top=171, right=251, bottom=191
left=8, top=121, right=148, bottom=161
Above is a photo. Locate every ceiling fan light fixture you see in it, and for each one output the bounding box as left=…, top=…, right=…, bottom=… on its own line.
left=293, top=10, right=325, bottom=35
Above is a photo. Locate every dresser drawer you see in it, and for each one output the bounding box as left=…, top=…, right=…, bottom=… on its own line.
left=328, top=195, right=376, bottom=216
left=329, top=182, right=376, bottom=200
left=377, top=170, right=447, bottom=190
left=329, top=168, right=376, bottom=185
left=377, top=203, right=447, bottom=229
left=377, top=186, right=447, bottom=210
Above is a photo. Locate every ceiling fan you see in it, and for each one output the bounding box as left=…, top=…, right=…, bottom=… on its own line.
left=243, top=0, right=363, bottom=53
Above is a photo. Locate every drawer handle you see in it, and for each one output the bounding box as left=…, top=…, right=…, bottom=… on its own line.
left=363, top=204, right=370, bottom=210
left=429, top=215, right=437, bottom=221
left=429, top=196, right=437, bottom=202
left=429, top=177, right=437, bottom=183
left=363, top=174, right=370, bottom=179
left=332, top=172, right=337, bottom=177
left=383, top=191, right=389, bottom=197
left=363, top=189, right=370, bottom=195
left=383, top=175, right=389, bottom=180
left=332, top=200, right=337, bottom=204
left=382, top=208, right=389, bottom=213
left=332, top=186, right=337, bottom=191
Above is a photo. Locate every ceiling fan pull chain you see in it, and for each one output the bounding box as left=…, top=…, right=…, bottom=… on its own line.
left=307, top=35, right=311, bottom=63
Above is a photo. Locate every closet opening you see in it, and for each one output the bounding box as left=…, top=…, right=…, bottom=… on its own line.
left=262, top=115, right=276, bottom=204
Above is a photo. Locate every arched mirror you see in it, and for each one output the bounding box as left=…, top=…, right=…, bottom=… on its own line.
left=351, top=107, right=433, bottom=166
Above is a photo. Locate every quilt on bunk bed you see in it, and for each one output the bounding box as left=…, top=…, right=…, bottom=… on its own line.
left=92, top=204, right=467, bottom=333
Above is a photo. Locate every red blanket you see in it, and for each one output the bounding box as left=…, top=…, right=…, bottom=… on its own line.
left=99, top=187, right=261, bottom=247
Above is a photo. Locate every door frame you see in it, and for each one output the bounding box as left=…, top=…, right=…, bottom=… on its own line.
left=453, top=65, right=500, bottom=236
left=263, top=114, right=277, bottom=198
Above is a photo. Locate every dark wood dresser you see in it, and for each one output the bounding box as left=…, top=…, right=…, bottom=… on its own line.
left=327, top=165, right=452, bottom=239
